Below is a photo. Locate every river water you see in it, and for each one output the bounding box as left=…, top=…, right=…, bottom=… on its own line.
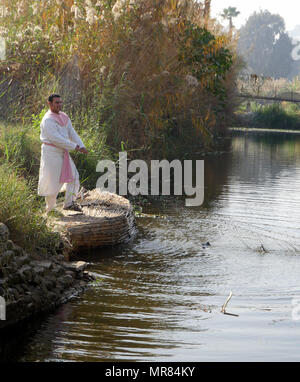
left=7, top=131, right=300, bottom=361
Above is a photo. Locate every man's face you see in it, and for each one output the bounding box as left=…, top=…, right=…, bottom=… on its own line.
left=49, top=97, right=63, bottom=113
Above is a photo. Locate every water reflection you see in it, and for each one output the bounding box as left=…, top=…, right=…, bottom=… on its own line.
left=2, top=131, right=300, bottom=362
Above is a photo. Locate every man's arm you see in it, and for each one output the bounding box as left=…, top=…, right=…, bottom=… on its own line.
left=68, top=120, right=85, bottom=148
left=41, top=119, right=77, bottom=151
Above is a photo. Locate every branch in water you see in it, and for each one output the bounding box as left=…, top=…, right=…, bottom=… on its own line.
left=221, top=291, right=239, bottom=317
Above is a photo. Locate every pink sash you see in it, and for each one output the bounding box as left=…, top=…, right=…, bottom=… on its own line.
left=44, top=144, right=74, bottom=184
left=48, top=111, right=69, bottom=127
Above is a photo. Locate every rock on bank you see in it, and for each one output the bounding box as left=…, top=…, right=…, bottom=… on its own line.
left=0, top=222, right=94, bottom=330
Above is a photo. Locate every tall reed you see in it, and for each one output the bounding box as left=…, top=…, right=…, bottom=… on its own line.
left=0, top=0, right=238, bottom=158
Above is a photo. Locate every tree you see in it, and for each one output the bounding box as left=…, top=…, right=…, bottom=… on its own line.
left=221, top=6, right=240, bottom=30
left=238, top=10, right=294, bottom=79
left=288, top=25, right=300, bottom=79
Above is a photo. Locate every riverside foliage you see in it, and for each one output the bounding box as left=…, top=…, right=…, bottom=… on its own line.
left=0, top=0, right=237, bottom=159
left=0, top=163, right=60, bottom=253
left=0, top=123, right=60, bottom=252
left=252, top=104, right=300, bottom=130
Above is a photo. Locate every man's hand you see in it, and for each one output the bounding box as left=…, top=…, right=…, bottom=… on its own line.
left=75, top=145, right=88, bottom=154
left=79, top=147, right=88, bottom=154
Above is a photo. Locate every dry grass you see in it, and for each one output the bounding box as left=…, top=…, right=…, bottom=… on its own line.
left=0, top=163, right=60, bottom=253
left=0, top=0, right=238, bottom=158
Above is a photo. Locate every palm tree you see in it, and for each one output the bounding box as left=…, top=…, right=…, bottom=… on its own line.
left=221, top=6, right=240, bottom=30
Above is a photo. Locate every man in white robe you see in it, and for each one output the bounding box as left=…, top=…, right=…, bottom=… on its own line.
left=38, top=94, right=88, bottom=213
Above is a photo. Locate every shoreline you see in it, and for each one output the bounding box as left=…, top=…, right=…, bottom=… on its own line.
left=230, top=127, right=300, bottom=134
left=0, top=190, right=136, bottom=337
left=0, top=222, right=95, bottom=334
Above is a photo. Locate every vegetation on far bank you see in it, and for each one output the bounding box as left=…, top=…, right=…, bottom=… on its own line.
left=252, top=104, right=300, bottom=130
left=235, top=102, right=300, bottom=131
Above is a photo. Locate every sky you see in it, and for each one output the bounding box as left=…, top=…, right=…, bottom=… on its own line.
left=211, top=0, right=300, bottom=32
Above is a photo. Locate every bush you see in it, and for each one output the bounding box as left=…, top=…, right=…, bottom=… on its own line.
left=0, top=164, right=60, bottom=253
left=0, top=123, right=41, bottom=178
left=252, top=104, right=300, bottom=130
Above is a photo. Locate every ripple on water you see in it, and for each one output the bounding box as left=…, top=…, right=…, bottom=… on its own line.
left=14, top=133, right=300, bottom=362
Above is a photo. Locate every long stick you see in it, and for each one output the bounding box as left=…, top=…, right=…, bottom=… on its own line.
left=221, top=292, right=239, bottom=317
left=221, top=291, right=232, bottom=313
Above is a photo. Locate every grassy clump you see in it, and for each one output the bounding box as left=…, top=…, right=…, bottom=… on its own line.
left=252, top=104, right=300, bottom=130
left=0, top=122, right=41, bottom=178
left=0, top=164, right=60, bottom=253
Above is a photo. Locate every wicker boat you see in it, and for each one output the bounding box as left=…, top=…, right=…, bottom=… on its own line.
left=54, top=189, right=136, bottom=252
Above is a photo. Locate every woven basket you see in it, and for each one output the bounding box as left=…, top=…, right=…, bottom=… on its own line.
left=54, top=190, right=136, bottom=251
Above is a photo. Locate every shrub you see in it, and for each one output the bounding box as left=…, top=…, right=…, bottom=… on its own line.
left=0, top=123, right=41, bottom=178
left=252, top=104, right=300, bottom=130
left=0, top=164, right=60, bottom=252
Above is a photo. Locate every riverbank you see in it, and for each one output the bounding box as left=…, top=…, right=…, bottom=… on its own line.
left=233, top=103, right=300, bottom=131
left=230, top=127, right=300, bottom=134
left=0, top=188, right=137, bottom=333
left=0, top=123, right=97, bottom=331
left=0, top=222, right=96, bottom=332
left=0, top=125, right=136, bottom=332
